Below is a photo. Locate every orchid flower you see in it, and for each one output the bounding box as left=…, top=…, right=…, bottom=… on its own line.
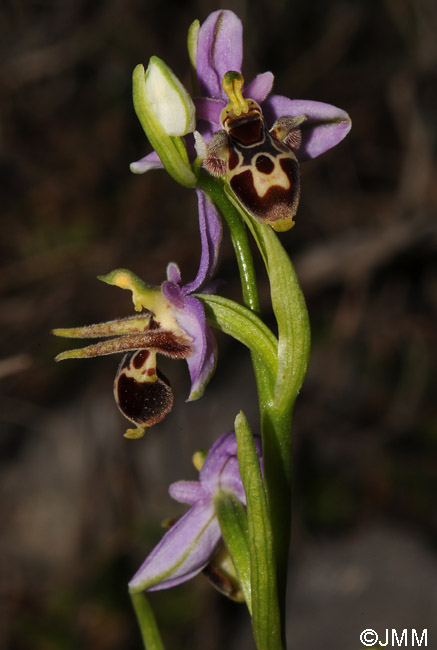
left=129, top=430, right=262, bottom=594
left=53, top=191, right=222, bottom=439
left=131, top=9, right=351, bottom=175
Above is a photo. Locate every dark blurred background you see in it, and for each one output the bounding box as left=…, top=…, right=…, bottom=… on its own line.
left=1, top=1, right=436, bottom=649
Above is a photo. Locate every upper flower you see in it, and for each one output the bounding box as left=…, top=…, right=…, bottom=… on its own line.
left=131, top=10, right=351, bottom=175
left=129, top=430, right=262, bottom=593
left=53, top=191, right=222, bottom=438
left=193, top=10, right=351, bottom=160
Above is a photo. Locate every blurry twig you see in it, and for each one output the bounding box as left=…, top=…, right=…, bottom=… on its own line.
left=295, top=212, right=435, bottom=292
left=0, top=354, right=31, bottom=380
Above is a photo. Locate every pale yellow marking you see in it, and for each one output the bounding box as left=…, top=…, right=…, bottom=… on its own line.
left=123, top=351, right=158, bottom=383
left=252, top=155, right=291, bottom=197
left=230, top=154, right=291, bottom=198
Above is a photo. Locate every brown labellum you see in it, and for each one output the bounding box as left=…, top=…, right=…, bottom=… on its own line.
left=204, top=97, right=306, bottom=232
left=114, top=351, right=173, bottom=438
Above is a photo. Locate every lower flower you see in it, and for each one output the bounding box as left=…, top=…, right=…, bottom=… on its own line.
left=128, top=430, right=262, bottom=594
left=53, top=191, right=222, bottom=439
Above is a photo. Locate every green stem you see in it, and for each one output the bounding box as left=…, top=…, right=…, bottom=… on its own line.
left=197, top=172, right=274, bottom=415
left=130, top=591, right=166, bottom=650
left=198, top=174, right=288, bottom=643
left=197, top=173, right=261, bottom=316
left=230, top=201, right=311, bottom=627
left=198, top=174, right=311, bottom=649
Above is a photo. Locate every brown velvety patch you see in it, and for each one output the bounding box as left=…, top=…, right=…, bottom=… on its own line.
left=114, top=356, right=173, bottom=427
left=132, top=349, right=150, bottom=369
left=229, top=117, right=262, bottom=145
left=255, top=155, right=275, bottom=175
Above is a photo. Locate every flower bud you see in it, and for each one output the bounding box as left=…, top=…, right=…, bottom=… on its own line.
left=144, top=56, right=195, bottom=136
left=132, top=58, right=197, bottom=187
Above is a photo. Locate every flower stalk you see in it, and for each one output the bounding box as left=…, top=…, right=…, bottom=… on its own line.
left=130, top=592, right=165, bottom=650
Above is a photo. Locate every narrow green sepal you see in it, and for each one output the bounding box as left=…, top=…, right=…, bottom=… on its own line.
left=132, top=61, right=197, bottom=188
left=187, top=20, right=199, bottom=72
left=187, top=19, right=200, bottom=95
left=214, top=490, right=252, bottom=613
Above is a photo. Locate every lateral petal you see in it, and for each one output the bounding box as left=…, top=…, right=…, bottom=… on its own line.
left=244, top=71, right=274, bottom=104
left=175, top=295, right=217, bottom=401
left=183, top=190, right=222, bottom=295
left=263, top=95, right=351, bottom=161
left=169, top=480, right=205, bottom=505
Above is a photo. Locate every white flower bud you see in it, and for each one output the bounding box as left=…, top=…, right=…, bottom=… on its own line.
left=145, top=56, right=195, bottom=136
left=132, top=61, right=197, bottom=187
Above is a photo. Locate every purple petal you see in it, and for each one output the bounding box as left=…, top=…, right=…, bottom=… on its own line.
left=130, top=150, right=163, bottom=174
left=169, top=480, right=205, bottom=504
left=183, top=190, right=222, bottom=295
left=166, top=262, right=182, bottom=284
left=161, top=280, right=184, bottom=309
left=219, top=435, right=263, bottom=502
left=244, top=72, right=274, bottom=104
left=200, top=432, right=263, bottom=499
left=196, top=10, right=243, bottom=100
left=262, top=95, right=351, bottom=161
left=194, top=97, right=224, bottom=127
left=129, top=500, right=220, bottom=591
left=200, top=431, right=237, bottom=491
left=218, top=456, right=246, bottom=502
left=175, top=295, right=217, bottom=401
